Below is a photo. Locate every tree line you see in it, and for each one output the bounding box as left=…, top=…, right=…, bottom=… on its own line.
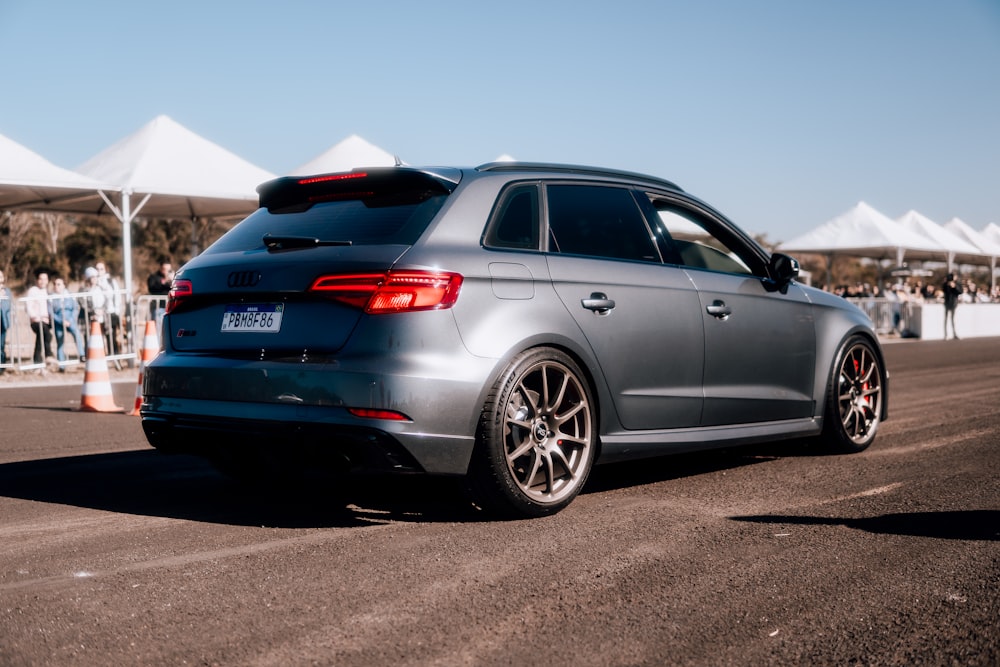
left=0, top=211, right=236, bottom=294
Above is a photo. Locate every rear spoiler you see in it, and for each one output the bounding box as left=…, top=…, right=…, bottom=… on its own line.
left=257, top=167, right=462, bottom=212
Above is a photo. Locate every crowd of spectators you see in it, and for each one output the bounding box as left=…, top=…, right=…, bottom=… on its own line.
left=0, top=261, right=165, bottom=373
left=826, top=276, right=1000, bottom=304
left=822, top=273, right=999, bottom=339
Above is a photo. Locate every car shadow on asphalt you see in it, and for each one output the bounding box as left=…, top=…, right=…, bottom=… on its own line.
left=0, top=440, right=827, bottom=528
left=730, top=511, right=1000, bottom=541
left=0, top=449, right=479, bottom=528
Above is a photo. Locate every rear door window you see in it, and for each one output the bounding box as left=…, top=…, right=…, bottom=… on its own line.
left=546, top=185, right=661, bottom=263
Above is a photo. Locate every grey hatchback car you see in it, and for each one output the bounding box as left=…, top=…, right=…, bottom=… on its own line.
left=141, top=162, right=887, bottom=517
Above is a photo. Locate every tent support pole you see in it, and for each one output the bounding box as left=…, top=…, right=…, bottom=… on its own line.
left=99, top=189, right=152, bottom=326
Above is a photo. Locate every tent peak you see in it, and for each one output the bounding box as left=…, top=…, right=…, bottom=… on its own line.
left=76, top=115, right=274, bottom=199
left=290, top=134, right=397, bottom=175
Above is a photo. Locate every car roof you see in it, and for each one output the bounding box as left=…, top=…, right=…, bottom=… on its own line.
left=475, top=161, right=684, bottom=193
left=255, top=163, right=687, bottom=212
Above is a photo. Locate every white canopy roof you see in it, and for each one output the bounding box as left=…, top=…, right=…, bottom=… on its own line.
left=779, top=201, right=943, bottom=265
left=69, top=115, right=277, bottom=293
left=77, top=114, right=275, bottom=219
left=290, top=134, right=397, bottom=175
left=982, top=222, right=1000, bottom=246
left=942, top=217, right=1000, bottom=257
left=895, top=210, right=983, bottom=269
left=0, top=133, right=113, bottom=212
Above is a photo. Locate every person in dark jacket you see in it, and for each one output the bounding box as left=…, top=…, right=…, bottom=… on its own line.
left=146, top=259, right=173, bottom=322
left=942, top=273, right=963, bottom=340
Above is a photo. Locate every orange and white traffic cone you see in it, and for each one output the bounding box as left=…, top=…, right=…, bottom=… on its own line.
left=79, top=320, right=123, bottom=413
left=129, top=320, right=160, bottom=416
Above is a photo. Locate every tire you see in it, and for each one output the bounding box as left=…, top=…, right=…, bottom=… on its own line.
left=467, top=348, right=596, bottom=518
left=819, top=335, right=884, bottom=453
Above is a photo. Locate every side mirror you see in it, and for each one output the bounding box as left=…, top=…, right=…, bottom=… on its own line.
left=768, top=253, right=800, bottom=289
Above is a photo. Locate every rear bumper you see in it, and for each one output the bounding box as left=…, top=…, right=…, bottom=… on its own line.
left=140, top=343, right=490, bottom=476
left=141, top=399, right=477, bottom=476
left=142, top=409, right=427, bottom=473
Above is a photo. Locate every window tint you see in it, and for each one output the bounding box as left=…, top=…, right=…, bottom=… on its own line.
left=547, top=185, right=660, bottom=262
left=484, top=185, right=539, bottom=250
left=204, top=196, right=447, bottom=254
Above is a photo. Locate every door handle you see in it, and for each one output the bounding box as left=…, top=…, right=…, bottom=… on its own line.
left=706, top=300, right=732, bottom=320
left=582, top=292, right=616, bottom=314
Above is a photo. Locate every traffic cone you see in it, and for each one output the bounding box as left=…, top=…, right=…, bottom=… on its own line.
left=79, top=320, right=123, bottom=413
left=129, top=320, right=159, bottom=416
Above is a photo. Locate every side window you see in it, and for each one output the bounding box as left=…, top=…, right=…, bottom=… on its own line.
left=484, top=185, right=539, bottom=250
left=546, top=185, right=660, bottom=263
left=651, top=201, right=758, bottom=276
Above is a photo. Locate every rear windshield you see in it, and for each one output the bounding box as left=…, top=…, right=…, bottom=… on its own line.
left=204, top=195, right=448, bottom=254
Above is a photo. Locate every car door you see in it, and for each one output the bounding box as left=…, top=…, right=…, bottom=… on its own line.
left=544, top=183, right=705, bottom=430
left=653, top=198, right=817, bottom=426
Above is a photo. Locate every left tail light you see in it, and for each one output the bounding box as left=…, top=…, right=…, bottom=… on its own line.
left=165, top=279, right=193, bottom=314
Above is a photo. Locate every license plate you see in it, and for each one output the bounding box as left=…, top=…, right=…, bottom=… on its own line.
left=221, top=303, right=283, bottom=333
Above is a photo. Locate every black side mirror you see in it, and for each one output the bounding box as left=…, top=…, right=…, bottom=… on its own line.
left=767, top=253, right=800, bottom=292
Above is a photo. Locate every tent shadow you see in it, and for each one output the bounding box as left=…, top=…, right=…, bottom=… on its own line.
left=0, top=450, right=478, bottom=528
left=731, top=510, right=1000, bottom=541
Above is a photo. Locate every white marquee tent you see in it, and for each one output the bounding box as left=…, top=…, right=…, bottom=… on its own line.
left=290, top=134, right=397, bottom=175
left=942, top=217, right=1000, bottom=258
left=73, top=115, right=275, bottom=296
left=982, top=222, right=1000, bottom=246
left=1, top=116, right=276, bottom=300
left=895, top=210, right=983, bottom=271
left=779, top=201, right=955, bottom=288
left=779, top=201, right=943, bottom=265
left=0, top=133, right=114, bottom=212
left=942, top=217, right=1000, bottom=289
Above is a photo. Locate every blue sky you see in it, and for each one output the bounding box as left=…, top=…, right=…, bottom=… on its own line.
left=1, top=0, right=998, bottom=242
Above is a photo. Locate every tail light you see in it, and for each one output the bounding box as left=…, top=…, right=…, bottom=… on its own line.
left=310, top=270, right=463, bottom=314
left=347, top=407, right=412, bottom=421
left=165, top=279, right=193, bottom=314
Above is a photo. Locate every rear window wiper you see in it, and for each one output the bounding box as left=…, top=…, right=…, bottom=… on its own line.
left=263, top=234, right=353, bottom=251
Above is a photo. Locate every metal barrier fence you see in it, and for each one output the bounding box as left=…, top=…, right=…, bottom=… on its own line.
left=0, top=292, right=167, bottom=374
left=847, top=297, right=920, bottom=336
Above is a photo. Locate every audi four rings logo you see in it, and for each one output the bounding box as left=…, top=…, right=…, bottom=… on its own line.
left=227, top=270, right=261, bottom=288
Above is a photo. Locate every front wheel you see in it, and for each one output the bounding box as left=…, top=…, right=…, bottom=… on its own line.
left=467, top=348, right=596, bottom=518
left=819, top=336, right=884, bottom=453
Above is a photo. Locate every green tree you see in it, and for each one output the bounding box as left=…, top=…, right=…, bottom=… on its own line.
left=62, top=215, right=122, bottom=283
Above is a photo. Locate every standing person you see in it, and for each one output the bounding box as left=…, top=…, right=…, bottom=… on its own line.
left=146, top=258, right=173, bottom=322
left=51, top=276, right=85, bottom=371
left=0, top=270, right=12, bottom=371
left=25, top=270, right=54, bottom=365
left=942, top=272, right=962, bottom=340
left=84, top=266, right=106, bottom=334
left=95, top=262, right=123, bottom=356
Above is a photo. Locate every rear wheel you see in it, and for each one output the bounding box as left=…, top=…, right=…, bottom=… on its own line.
left=468, top=348, right=596, bottom=518
left=820, top=336, right=883, bottom=453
